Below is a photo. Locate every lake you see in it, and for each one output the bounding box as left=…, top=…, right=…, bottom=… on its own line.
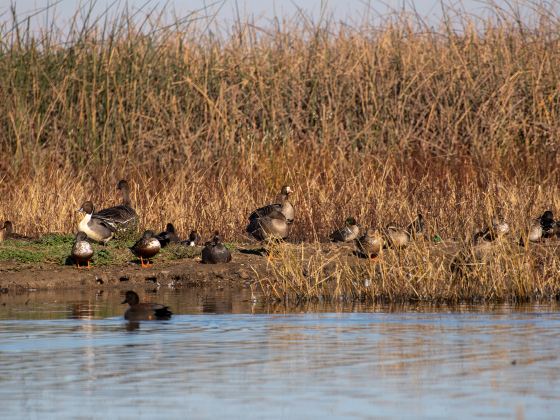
left=1, top=289, right=559, bottom=419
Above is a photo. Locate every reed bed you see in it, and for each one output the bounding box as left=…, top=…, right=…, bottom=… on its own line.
left=254, top=239, right=560, bottom=303
left=0, top=4, right=559, bottom=301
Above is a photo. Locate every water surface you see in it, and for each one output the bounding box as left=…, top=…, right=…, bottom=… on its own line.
left=1, top=289, right=559, bottom=419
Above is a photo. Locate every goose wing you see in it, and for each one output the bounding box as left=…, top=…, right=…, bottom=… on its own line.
left=95, top=205, right=138, bottom=225
left=249, top=203, right=282, bottom=221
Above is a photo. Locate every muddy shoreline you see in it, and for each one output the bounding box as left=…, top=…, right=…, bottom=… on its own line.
left=0, top=249, right=268, bottom=292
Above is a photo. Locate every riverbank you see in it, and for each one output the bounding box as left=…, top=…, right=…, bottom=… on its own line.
left=1, top=238, right=560, bottom=304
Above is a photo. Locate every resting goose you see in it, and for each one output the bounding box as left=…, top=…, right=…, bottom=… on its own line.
left=249, top=185, right=294, bottom=225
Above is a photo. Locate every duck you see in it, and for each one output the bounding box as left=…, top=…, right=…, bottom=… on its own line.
left=201, top=231, right=232, bottom=264
left=524, top=210, right=555, bottom=243
left=0, top=221, right=32, bottom=241
left=329, top=217, right=360, bottom=242
left=155, top=223, right=180, bottom=247
left=130, top=230, right=161, bottom=268
left=95, top=180, right=138, bottom=230
left=71, top=231, right=94, bottom=269
left=355, top=228, right=384, bottom=258
left=121, top=290, right=172, bottom=321
left=181, top=230, right=201, bottom=247
left=384, top=213, right=425, bottom=248
left=246, top=208, right=289, bottom=241
left=78, top=201, right=116, bottom=244
left=249, top=185, right=294, bottom=225
left=474, top=216, right=510, bottom=243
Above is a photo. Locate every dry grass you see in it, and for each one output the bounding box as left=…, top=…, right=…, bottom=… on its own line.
left=0, top=3, right=559, bottom=301
left=254, top=239, right=560, bottom=303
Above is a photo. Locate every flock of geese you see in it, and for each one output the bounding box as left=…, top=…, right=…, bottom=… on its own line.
left=1, top=180, right=559, bottom=271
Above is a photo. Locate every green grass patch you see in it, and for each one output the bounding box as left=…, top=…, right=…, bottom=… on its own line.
left=0, top=237, right=205, bottom=266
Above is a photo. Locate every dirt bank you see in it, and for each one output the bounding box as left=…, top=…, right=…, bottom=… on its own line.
left=0, top=248, right=270, bottom=292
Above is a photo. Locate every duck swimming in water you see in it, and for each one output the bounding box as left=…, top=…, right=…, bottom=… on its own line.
left=122, top=290, right=172, bottom=321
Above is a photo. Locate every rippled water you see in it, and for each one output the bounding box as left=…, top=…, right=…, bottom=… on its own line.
left=1, top=289, right=559, bottom=419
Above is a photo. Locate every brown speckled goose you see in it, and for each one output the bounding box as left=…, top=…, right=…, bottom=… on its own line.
left=249, top=185, right=294, bottom=225
left=247, top=209, right=289, bottom=241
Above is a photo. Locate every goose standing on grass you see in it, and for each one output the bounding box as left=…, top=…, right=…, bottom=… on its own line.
left=201, top=231, right=232, bottom=264
left=78, top=201, right=116, bottom=244
left=71, top=231, right=94, bottom=269
left=330, top=217, right=360, bottom=242
left=95, top=180, right=138, bottom=230
left=249, top=185, right=294, bottom=225
left=355, top=228, right=384, bottom=258
left=122, top=290, right=172, bottom=321
left=246, top=209, right=289, bottom=241
left=384, top=213, right=425, bottom=248
left=156, top=223, right=180, bottom=247
left=0, top=221, right=32, bottom=241
left=130, top=230, right=161, bottom=268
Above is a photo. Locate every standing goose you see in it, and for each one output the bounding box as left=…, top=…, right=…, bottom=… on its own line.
left=329, top=217, right=360, bottom=242
left=355, top=228, right=384, bottom=258
left=155, top=223, right=180, bottom=248
left=130, top=230, right=161, bottom=268
left=95, top=180, right=138, bottom=230
left=78, top=201, right=116, bottom=244
left=71, top=231, right=94, bottom=269
left=201, top=231, right=232, bottom=264
left=246, top=209, right=289, bottom=241
left=249, top=185, right=294, bottom=225
left=122, top=290, right=172, bottom=321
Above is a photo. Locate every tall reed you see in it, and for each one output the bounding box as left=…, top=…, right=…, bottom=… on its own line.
left=0, top=3, right=559, bottom=244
